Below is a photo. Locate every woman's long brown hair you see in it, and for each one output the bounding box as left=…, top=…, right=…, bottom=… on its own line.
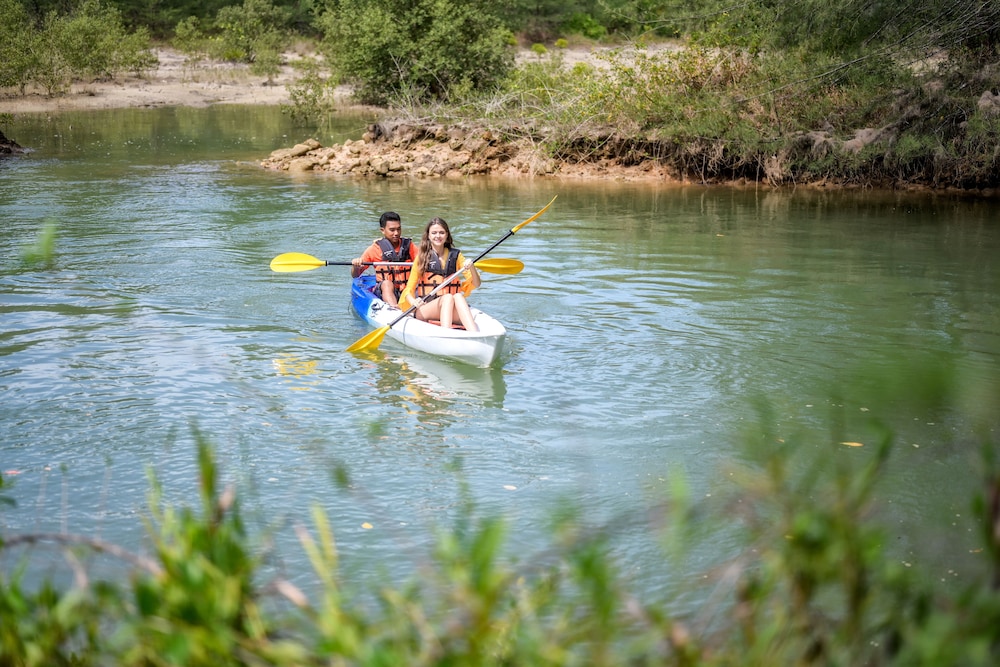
left=416, top=217, right=454, bottom=274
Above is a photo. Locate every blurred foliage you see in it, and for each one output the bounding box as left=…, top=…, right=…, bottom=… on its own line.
left=2, top=361, right=999, bottom=665
left=19, top=220, right=58, bottom=269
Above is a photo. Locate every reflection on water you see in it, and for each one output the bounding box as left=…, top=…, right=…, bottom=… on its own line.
left=272, top=353, right=321, bottom=391
left=4, top=105, right=376, bottom=163
left=272, top=345, right=507, bottom=408
left=359, top=351, right=507, bottom=412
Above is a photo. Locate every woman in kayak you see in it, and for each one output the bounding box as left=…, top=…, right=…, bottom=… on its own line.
left=400, top=217, right=481, bottom=331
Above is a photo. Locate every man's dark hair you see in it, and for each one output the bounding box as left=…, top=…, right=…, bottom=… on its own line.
left=379, top=212, right=401, bottom=228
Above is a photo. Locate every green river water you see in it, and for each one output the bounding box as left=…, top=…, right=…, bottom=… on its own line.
left=2, top=105, right=999, bottom=608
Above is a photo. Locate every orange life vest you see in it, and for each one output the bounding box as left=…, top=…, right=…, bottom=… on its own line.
left=416, top=248, right=462, bottom=298
left=374, top=237, right=413, bottom=295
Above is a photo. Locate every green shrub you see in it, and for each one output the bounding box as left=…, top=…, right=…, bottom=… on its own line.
left=315, top=0, right=515, bottom=106
left=45, top=0, right=154, bottom=81
left=172, top=16, right=210, bottom=60
left=0, top=0, right=154, bottom=95
left=282, top=56, right=340, bottom=124
left=210, top=0, right=290, bottom=73
left=32, top=17, right=73, bottom=96
left=0, top=0, right=39, bottom=92
left=116, top=27, right=159, bottom=76
left=561, top=12, right=607, bottom=41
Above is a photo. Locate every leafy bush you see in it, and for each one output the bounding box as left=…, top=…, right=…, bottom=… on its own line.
left=45, top=0, right=155, bottom=81
left=31, top=17, right=73, bottom=96
left=212, top=0, right=290, bottom=72
left=172, top=16, right=210, bottom=61
left=314, top=0, right=515, bottom=106
left=172, top=0, right=290, bottom=78
left=0, top=0, right=154, bottom=96
left=282, top=57, right=339, bottom=124
left=0, top=0, right=38, bottom=93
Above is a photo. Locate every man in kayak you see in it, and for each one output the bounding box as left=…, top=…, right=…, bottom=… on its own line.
left=351, top=211, right=417, bottom=307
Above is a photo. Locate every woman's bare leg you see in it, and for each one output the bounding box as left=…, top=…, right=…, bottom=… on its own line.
left=415, top=299, right=441, bottom=322
left=437, top=294, right=456, bottom=329
left=414, top=294, right=476, bottom=331
left=452, top=294, right=478, bottom=332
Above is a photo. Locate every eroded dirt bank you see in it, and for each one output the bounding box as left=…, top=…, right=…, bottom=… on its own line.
left=259, top=123, right=684, bottom=183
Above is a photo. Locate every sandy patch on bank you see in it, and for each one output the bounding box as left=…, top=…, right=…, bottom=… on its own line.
left=0, top=48, right=325, bottom=114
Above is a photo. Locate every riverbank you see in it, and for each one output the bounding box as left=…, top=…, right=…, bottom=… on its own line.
left=1, top=45, right=681, bottom=182
left=5, top=46, right=998, bottom=192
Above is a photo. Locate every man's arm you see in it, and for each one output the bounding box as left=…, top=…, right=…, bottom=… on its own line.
left=351, top=243, right=380, bottom=278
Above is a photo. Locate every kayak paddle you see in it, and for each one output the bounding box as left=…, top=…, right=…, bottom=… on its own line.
left=270, top=252, right=523, bottom=275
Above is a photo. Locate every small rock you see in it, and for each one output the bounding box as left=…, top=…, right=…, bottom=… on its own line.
left=288, top=157, right=318, bottom=172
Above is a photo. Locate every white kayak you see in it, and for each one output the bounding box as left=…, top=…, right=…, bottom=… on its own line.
left=350, top=274, right=506, bottom=367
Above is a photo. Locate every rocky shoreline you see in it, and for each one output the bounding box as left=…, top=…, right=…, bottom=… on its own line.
left=259, top=121, right=679, bottom=182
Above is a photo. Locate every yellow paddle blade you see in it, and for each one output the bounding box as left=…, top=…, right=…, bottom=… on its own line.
left=346, top=325, right=391, bottom=353
left=474, top=258, right=524, bottom=274
left=270, top=252, right=325, bottom=272
left=512, top=195, right=557, bottom=234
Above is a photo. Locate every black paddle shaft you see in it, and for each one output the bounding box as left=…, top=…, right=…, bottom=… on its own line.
left=473, top=230, right=515, bottom=263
